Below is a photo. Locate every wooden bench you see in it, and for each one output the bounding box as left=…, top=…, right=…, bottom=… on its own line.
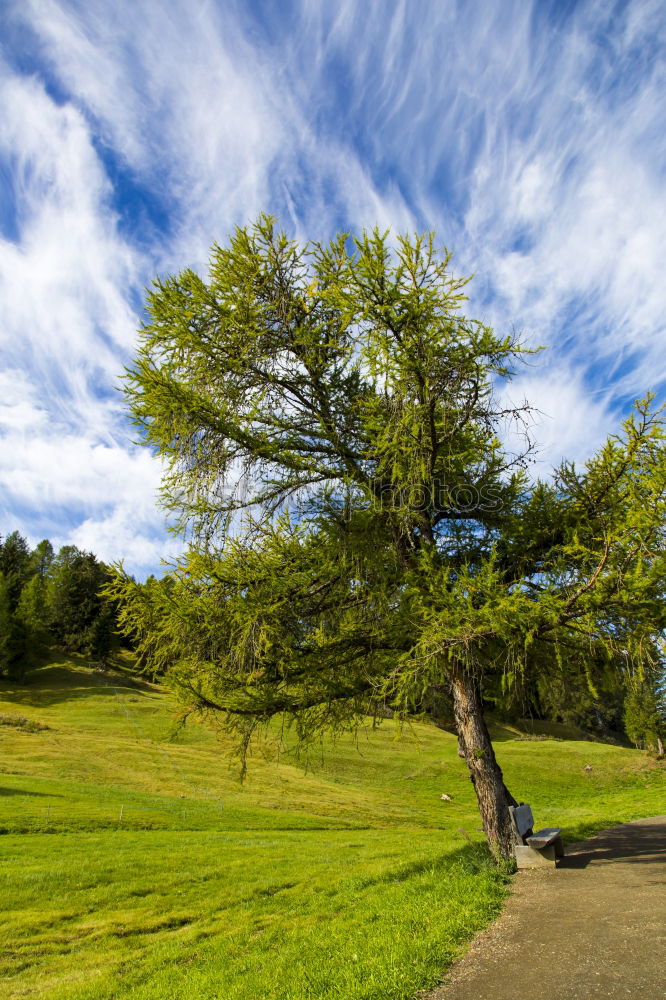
left=509, top=803, right=564, bottom=868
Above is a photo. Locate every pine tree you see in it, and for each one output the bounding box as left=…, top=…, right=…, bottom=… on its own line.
left=16, top=574, right=50, bottom=656
left=47, top=546, right=113, bottom=653
left=29, top=539, right=54, bottom=580
left=0, top=531, right=31, bottom=611
left=0, top=571, right=28, bottom=678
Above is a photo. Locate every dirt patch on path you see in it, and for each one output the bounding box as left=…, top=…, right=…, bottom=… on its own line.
left=421, top=816, right=666, bottom=1000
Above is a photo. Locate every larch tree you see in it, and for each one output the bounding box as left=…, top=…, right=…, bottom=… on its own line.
left=108, top=218, right=666, bottom=861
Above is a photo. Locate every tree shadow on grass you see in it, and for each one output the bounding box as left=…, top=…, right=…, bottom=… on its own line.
left=0, top=787, right=63, bottom=797
left=0, top=656, right=158, bottom=708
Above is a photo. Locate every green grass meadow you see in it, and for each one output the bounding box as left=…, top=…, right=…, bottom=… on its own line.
left=1, top=655, right=664, bottom=999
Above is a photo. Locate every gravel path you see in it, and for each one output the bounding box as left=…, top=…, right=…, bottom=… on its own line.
left=421, top=816, right=666, bottom=1000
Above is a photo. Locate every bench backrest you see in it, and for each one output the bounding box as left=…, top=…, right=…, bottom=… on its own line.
left=509, top=804, right=534, bottom=841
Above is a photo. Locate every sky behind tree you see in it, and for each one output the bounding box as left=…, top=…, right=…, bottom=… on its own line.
left=1, top=0, right=664, bottom=577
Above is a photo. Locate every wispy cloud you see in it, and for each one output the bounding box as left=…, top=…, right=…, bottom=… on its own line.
left=1, top=0, right=665, bottom=572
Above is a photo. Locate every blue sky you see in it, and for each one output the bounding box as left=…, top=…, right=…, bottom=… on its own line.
left=1, top=0, right=665, bottom=578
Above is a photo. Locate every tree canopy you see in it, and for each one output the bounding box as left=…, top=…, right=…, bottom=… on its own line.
left=108, top=218, right=666, bottom=860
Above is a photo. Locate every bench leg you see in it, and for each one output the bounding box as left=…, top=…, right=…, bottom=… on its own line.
left=514, top=844, right=557, bottom=868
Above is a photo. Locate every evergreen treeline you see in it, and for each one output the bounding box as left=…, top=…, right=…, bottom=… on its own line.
left=0, top=530, right=117, bottom=679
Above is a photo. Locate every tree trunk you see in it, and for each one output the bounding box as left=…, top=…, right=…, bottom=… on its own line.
left=450, top=665, right=518, bottom=861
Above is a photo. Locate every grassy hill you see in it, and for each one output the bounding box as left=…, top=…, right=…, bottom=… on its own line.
left=1, top=654, right=664, bottom=1000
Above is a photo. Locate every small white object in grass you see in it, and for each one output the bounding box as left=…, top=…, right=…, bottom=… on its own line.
left=584, top=764, right=593, bottom=773
left=440, top=793, right=453, bottom=801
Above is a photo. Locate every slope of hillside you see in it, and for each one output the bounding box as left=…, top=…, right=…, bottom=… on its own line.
left=1, top=655, right=663, bottom=1000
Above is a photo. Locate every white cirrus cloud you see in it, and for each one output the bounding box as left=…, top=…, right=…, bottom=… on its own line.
left=1, top=0, right=665, bottom=576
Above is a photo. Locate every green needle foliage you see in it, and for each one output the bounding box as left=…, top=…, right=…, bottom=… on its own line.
left=109, top=217, right=666, bottom=860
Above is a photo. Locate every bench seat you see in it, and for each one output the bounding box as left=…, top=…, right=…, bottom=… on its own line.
left=510, top=805, right=564, bottom=868
left=527, top=827, right=562, bottom=849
